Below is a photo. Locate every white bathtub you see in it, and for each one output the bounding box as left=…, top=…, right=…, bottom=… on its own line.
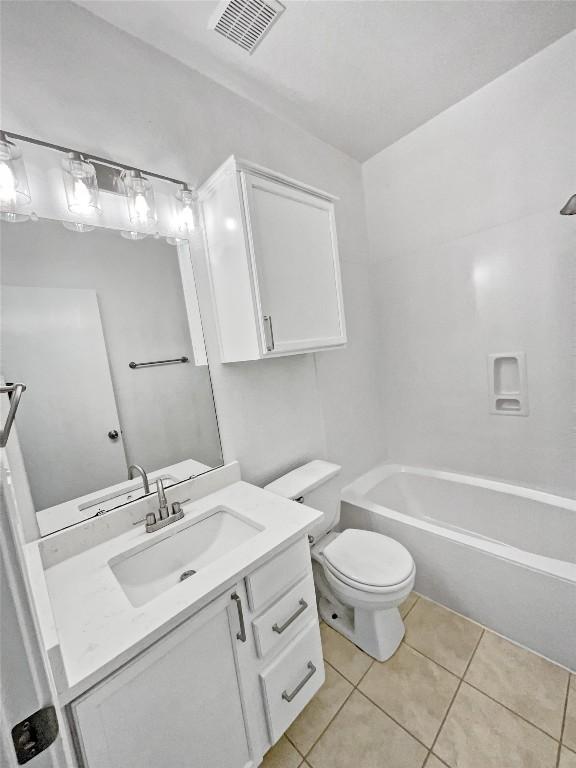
left=341, top=464, right=576, bottom=670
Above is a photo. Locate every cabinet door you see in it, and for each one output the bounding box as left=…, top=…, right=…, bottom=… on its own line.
left=242, top=173, right=346, bottom=355
left=70, top=591, right=253, bottom=768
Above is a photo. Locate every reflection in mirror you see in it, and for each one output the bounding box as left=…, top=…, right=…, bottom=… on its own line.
left=1, top=218, right=223, bottom=536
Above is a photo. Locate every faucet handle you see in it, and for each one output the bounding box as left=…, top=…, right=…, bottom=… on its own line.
left=145, top=512, right=156, bottom=528
left=171, top=501, right=182, bottom=516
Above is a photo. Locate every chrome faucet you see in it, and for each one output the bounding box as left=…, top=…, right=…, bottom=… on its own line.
left=128, top=464, right=150, bottom=495
left=156, top=477, right=169, bottom=520
left=144, top=478, right=186, bottom=533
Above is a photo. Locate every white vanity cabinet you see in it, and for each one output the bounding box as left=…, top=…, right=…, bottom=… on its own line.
left=70, top=588, right=253, bottom=768
left=68, top=537, right=324, bottom=768
left=200, top=156, right=347, bottom=362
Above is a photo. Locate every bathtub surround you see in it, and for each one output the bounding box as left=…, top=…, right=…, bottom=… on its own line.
left=363, top=31, right=576, bottom=499
left=1, top=0, right=384, bottom=491
left=263, top=595, right=575, bottom=768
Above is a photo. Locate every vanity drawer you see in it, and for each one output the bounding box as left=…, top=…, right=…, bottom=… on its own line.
left=260, top=620, right=324, bottom=743
left=252, top=575, right=317, bottom=658
left=246, top=537, right=310, bottom=611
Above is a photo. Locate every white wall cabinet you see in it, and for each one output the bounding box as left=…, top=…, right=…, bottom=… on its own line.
left=70, top=589, right=254, bottom=768
left=200, top=157, right=346, bottom=362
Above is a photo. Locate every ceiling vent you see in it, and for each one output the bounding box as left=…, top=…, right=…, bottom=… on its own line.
left=209, top=0, right=285, bottom=54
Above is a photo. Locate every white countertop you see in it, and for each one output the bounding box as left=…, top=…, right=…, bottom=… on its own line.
left=26, top=469, right=321, bottom=703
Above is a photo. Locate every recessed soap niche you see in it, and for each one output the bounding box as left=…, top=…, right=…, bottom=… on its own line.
left=488, top=353, right=528, bottom=416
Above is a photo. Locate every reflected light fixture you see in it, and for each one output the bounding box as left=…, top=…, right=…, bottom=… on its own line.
left=123, top=169, right=156, bottom=238
left=0, top=131, right=31, bottom=222
left=176, top=183, right=197, bottom=234
left=62, top=221, right=96, bottom=233
left=121, top=229, right=148, bottom=241
left=166, top=236, right=186, bottom=247
left=560, top=194, right=576, bottom=216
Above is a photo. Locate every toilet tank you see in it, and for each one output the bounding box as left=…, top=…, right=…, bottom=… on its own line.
left=264, top=460, right=342, bottom=543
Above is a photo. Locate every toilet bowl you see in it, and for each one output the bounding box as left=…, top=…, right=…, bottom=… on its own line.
left=265, top=461, right=415, bottom=662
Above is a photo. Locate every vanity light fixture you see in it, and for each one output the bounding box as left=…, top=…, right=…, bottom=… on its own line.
left=0, top=130, right=190, bottom=236
left=0, top=131, right=31, bottom=222
left=123, top=169, right=156, bottom=237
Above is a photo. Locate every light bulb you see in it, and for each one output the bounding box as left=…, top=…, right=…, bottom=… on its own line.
left=133, top=192, right=150, bottom=224
left=175, top=184, right=197, bottom=234
left=62, top=153, right=101, bottom=218
left=73, top=178, right=92, bottom=214
left=0, top=132, right=31, bottom=222
left=0, top=161, right=17, bottom=207
left=124, top=170, right=156, bottom=233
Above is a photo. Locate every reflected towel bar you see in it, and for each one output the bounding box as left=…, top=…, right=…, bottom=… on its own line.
left=129, top=357, right=189, bottom=369
left=1, top=383, right=27, bottom=448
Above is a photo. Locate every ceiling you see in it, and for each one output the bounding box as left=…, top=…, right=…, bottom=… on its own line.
left=77, top=0, right=576, bottom=161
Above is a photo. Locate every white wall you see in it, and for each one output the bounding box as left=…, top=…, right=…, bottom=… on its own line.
left=363, top=32, right=576, bottom=497
left=1, top=0, right=384, bottom=488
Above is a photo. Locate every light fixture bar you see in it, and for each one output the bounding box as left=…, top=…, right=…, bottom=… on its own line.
left=1, top=130, right=188, bottom=187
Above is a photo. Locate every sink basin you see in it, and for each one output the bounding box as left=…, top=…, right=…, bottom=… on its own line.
left=109, top=508, right=263, bottom=607
left=110, top=509, right=262, bottom=607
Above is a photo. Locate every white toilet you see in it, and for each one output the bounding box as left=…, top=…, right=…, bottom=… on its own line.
left=265, top=460, right=415, bottom=662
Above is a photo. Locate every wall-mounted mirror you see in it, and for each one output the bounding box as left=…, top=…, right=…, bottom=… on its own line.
left=1, top=217, right=223, bottom=536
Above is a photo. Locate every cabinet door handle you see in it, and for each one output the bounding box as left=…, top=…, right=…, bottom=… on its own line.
left=272, top=599, right=308, bottom=634
left=263, top=315, right=275, bottom=352
left=282, top=662, right=316, bottom=703
left=231, top=592, right=246, bottom=642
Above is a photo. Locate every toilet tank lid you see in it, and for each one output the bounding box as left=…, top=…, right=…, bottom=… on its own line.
left=264, top=460, right=342, bottom=499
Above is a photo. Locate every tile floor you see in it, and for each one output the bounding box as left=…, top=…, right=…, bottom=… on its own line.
left=262, top=593, right=576, bottom=768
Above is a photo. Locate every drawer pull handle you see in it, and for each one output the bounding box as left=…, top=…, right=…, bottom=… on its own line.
left=282, top=662, right=316, bottom=703
left=272, top=599, right=308, bottom=634
left=231, top=592, right=247, bottom=642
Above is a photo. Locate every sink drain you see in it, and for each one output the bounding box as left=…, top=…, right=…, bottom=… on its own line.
left=179, top=569, right=197, bottom=582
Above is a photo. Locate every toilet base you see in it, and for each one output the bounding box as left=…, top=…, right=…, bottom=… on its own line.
left=318, top=596, right=405, bottom=662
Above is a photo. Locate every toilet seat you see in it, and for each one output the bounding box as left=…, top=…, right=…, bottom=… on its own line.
left=323, top=529, right=414, bottom=593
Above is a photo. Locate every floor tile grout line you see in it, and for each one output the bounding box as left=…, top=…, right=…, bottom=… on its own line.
left=402, top=638, right=474, bottom=678
left=399, top=640, right=460, bottom=681
left=291, top=681, right=357, bottom=759
left=354, top=657, right=375, bottom=689
left=414, top=594, right=573, bottom=675
left=556, top=675, right=571, bottom=768
left=401, top=594, right=420, bottom=621
left=284, top=658, right=347, bottom=759
left=427, top=627, right=486, bottom=762
left=293, top=596, right=568, bottom=767
left=356, top=685, right=441, bottom=754
left=424, top=751, right=450, bottom=768
left=462, top=678, right=565, bottom=744
left=323, top=631, right=564, bottom=765
left=403, top=634, right=568, bottom=742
